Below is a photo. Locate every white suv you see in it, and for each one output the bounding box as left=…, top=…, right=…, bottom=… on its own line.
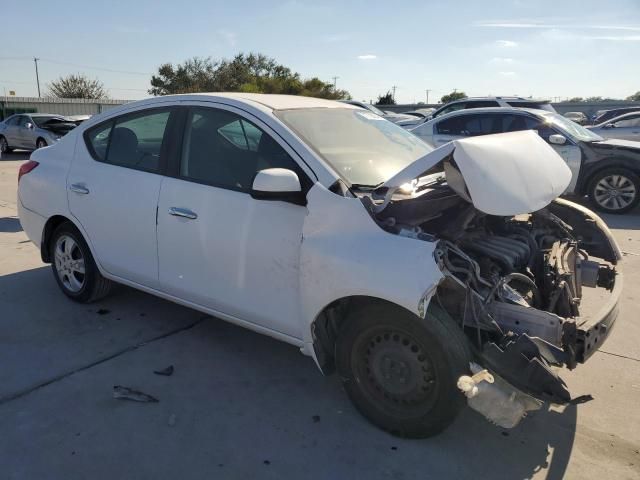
left=429, top=96, right=556, bottom=120
left=18, top=93, right=622, bottom=437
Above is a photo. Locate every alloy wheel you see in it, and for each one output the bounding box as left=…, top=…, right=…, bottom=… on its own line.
left=54, top=234, right=86, bottom=293
left=593, top=174, right=637, bottom=211
left=0, top=137, right=7, bottom=153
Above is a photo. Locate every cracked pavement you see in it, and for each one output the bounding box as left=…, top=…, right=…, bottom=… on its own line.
left=1, top=153, right=639, bottom=480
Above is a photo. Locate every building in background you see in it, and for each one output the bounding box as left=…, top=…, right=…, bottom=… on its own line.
left=0, top=97, right=130, bottom=121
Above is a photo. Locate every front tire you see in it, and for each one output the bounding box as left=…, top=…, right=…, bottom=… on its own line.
left=335, top=302, right=470, bottom=438
left=36, top=138, right=47, bottom=149
left=588, top=168, right=640, bottom=214
left=50, top=222, right=112, bottom=303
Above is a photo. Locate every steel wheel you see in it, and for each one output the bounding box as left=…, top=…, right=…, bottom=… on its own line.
left=352, top=326, right=439, bottom=417
left=36, top=138, right=47, bottom=149
left=593, top=174, right=637, bottom=211
left=54, top=234, right=86, bottom=293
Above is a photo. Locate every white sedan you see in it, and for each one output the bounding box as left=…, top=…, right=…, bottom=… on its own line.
left=18, top=93, right=623, bottom=437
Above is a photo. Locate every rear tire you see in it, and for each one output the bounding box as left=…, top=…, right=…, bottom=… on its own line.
left=50, top=222, right=112, bottom=303
left=335, top=302, right=470, bottom=438
left=587, top=167, right=640, bottom=214
left=36, top=138, right=47, bottom=150
left=0, top=135, right=12, bottom=153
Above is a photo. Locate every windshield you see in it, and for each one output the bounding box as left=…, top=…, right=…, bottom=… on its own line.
left=542, top=112, right=603, bottom=142
left=32, top=116, right=66, bottom=127
left=360, top=103, right=385, bottom=116
left=276, top=108, right=433, bottom=186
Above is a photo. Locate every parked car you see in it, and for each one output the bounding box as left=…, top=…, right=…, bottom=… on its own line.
left=404, top=108, right=436, bottom=118
left=18, top=93, right=622, bottom=437
left=410, top=107, right=640, bottom=213
left=0, top=113, right=79, bottom=152
left=563, top=111, right=588, bottom=125
left=429, top=96, right=556, bottom=120
left=339, top=100, right=418, bottom=125
left=587, top=111, right=640, bottom=141
left=593, top=107, right=640, bottom=125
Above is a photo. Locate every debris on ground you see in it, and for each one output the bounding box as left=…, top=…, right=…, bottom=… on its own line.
left=312, top=415, right=320, bottom=423
left=569, top=394, right=594, bottom=405
left=263, top=460, right=271, bottom=465
left=113, top=386, right=159, bottom=403
left=96, top=309, right=110, bottom=315
left=153, top=365, right=174, bottom=376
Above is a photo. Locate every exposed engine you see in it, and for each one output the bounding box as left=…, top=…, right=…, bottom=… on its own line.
left=368, top=183, right=619, bottom=405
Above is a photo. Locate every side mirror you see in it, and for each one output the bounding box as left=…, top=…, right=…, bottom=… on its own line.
left=24, top=122, right=33, bottom=129
left=251, top=168, right=305, bottom=205
left=548, top=134, right=567, bottom=145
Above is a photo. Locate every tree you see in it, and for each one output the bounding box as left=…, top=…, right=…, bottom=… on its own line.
left=567, top=97, right=585, bottom=102
left=440, top=91, right=466, bottom=104
left=47, top=74, right=107, bottom=99
left=376, top=91, right=395, bottom=105
left=626, top=91, right=640, bottom=101
left=149, top=53, right=350, bottom=99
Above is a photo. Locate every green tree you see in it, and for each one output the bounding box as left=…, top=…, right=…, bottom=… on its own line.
left=440, top=91, right=466, bottom=104
left=47, top=74, right=108, bottom=99
left=626, top=91, right=640, bottom=101
left=567, top=97, right=585, bottom=102
left=376, top=91, right=395, bottom=105
left=149, top=53, right=350, bottom=99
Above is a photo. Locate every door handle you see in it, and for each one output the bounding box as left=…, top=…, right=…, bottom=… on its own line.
left=69, top=183, right=90, bottom=195
left=168, top=207, right=197, bottom=220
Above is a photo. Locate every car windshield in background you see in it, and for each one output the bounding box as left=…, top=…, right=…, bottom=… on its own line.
left=543, top=112, right=603, bottom=142
left=276, top=108, right=433, bottom=186
left=32, top=116, right=66, bottom=127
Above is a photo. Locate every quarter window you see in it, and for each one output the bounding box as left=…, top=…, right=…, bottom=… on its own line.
left=180, top=108, right=302, bottom=192
left=613, top=115, right=640, bottom=128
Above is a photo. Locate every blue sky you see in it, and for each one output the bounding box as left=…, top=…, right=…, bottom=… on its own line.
left=1, top=0, right=639, bottom=103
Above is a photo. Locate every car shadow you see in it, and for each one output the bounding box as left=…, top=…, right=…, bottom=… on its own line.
left=0, top=265, right=577, bottom=480
left=0, top=216, right=22, bottom=233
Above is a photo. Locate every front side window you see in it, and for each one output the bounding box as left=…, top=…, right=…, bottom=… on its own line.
left=19, top=116, right=31, bottom=127
left=613, top=115, right=640, bottom=128
left=180, top=108, right=301, bottom=192
left=435, top=116, right=465, bottom=135
left=85, top=109, right=171, bottom=172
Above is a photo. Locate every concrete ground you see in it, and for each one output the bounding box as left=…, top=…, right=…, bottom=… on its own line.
left=1, top=151, right=639, bottom=480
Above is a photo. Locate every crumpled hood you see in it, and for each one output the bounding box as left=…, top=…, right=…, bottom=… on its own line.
left=380, top=130, right=572, bottom=216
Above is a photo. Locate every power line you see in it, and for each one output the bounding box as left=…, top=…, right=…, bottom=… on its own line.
left=0, top=56, right=152, bottom=76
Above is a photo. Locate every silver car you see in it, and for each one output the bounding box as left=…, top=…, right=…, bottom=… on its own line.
left=587, top=111, right=640, bottom=141
left=0, top=113, right=79, bottom=153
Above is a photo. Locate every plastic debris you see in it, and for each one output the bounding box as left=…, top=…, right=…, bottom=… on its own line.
left=153, top=365, right=174, bottom=376
left=113, top=385, right=159, bottom=403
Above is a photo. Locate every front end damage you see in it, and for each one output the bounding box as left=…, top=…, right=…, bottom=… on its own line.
left=363, top=131, right=623, bottom=428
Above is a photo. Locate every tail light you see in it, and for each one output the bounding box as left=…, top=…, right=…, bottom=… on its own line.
left=18, top=161, right=39, bottom=183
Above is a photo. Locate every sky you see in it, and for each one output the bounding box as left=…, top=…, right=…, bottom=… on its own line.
left=1, top=0, right=639, bottom=103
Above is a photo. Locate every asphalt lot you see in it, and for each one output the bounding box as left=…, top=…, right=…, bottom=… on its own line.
left=1, top=151, right=639, bottom=480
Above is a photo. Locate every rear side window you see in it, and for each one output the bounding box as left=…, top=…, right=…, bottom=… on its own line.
left=180, top=107, right=304, bottom=192
left=85, top=109, right=171, bottom=173
left=436, top=114, right=498, bottom=136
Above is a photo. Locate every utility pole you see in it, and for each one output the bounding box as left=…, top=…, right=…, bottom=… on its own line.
left=425, top=89, right=432, bottom=104
left=391, top=85, right=397, bottom=102
left=33, top=57, right=41, bottom=98
left=331, top=76, right=339, bottom=91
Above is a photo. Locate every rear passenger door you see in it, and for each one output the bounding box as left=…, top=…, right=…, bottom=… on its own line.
left=68, top=107, right=175, bottom=287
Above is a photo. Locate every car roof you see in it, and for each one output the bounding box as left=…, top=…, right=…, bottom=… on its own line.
left=149, top=93, right=355, bottom=111
left=28, top=113, right=66, bottom=117
left=427, top=106, right=549, bottom=122
left=444, top=96, right=550, bottom=104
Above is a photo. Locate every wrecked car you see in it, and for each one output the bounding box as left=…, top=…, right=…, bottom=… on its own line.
left=0, top=113, right=80, bottom=152
left=17, top=94, right=622, bottom=437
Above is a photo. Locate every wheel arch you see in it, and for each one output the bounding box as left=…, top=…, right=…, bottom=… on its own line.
left=40, top=214, right=101, bottom=271
left=310, top=295, right=419, bottom=375
left=577, top=158, right=640, bottom=195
